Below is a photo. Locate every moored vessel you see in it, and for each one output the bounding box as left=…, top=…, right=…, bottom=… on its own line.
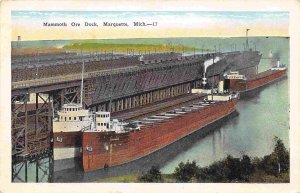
left=224, top=60, right=287, bottom=97
left=81, top=92, right=238, bottom=171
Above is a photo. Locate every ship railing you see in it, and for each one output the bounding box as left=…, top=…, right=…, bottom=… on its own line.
left=81, top=125, right=91, bottom=132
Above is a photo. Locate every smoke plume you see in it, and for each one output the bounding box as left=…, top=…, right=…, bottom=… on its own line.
left=270, top=50, right=281, bottom=66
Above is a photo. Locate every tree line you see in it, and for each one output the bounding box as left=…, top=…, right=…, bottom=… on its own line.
left=138, top=136, right=289, bottom=182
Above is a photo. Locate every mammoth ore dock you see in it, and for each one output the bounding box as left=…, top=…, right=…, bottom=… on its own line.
left=12, top=49, right=287, bottom=172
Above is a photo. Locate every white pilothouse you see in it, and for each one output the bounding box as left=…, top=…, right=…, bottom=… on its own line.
left=54, top=103, right=93, bottom=133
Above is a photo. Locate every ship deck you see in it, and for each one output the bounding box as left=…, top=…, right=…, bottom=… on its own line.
left=111, top=93, right=206, bottom=121
left=248, top=69, right=281, bottom=81
left=131, top=100, right=219, bottom=129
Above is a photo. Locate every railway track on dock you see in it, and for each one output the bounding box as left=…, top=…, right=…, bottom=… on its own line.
left=112, top=93, right=206, bottom=121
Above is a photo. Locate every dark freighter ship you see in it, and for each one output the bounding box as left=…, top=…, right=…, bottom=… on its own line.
left=52, top=45, right=287, bottom=172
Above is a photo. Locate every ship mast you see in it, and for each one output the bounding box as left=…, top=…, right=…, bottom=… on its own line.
left=246, top=28, right=250, bottom=51
left=211, top=45, right=216, bottom=100
left=80, top=49, right=85, bottom=107
left=108, top=49, right=113, bottom=112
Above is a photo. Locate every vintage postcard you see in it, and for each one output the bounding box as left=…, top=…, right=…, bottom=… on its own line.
left=1, top=0, right=300, bottom=193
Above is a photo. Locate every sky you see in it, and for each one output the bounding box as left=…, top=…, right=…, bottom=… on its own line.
left=11, top=11, right=289, bottom=41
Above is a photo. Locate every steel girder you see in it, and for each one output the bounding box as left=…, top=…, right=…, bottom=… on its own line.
left=11, top=94, right=29, bottom=156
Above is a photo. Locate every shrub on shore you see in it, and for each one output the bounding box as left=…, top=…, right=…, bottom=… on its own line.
left=172, top=136, right=288, bottom=183
left=135, top=136, right=289, bottom=183
left=138, top=165, right=162, bottom=182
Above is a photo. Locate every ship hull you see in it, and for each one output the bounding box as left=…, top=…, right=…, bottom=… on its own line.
left=54, top=147, right=81, bottom=160
left=53, top=131, right=82, bottom=149
left=54, top=148, right=82, bottom=172
left=53, top=131, right=82, bottom=171
left=82, top=98, right=237, bottom=172
left=225, top=68, right=287, bottom=98
left=241, top=72, right=287, bottom=98
left=54, top=110, right=238, bottom=182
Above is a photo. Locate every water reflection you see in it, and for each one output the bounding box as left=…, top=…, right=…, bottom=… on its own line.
left=12, top=155, right=53, bottom=183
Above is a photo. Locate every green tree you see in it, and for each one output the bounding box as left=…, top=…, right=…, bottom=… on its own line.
left=260, top=154, right=276, bottom=174
left=198, top=155, right=255, bottom=182
left=223, top=155, right=241, bottom=181
left=240, top=155, right=255, bottom=181
left=204, top=160, right=228, bottom=182
left=259, top=136, right=289, bottom=175
left=271, top=136, right=289, bottom=174
left=138, top=165, right=162, bottom=182
left=173, top=160, right=199, bottom=182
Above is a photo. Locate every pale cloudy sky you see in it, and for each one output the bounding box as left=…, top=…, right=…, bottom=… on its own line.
left=11, top=11, right=289, bottom=41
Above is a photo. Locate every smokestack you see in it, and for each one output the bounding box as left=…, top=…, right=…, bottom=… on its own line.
left=202, top=72, right=207, bottom=87
left=277, top=60, right=280, bottom=68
